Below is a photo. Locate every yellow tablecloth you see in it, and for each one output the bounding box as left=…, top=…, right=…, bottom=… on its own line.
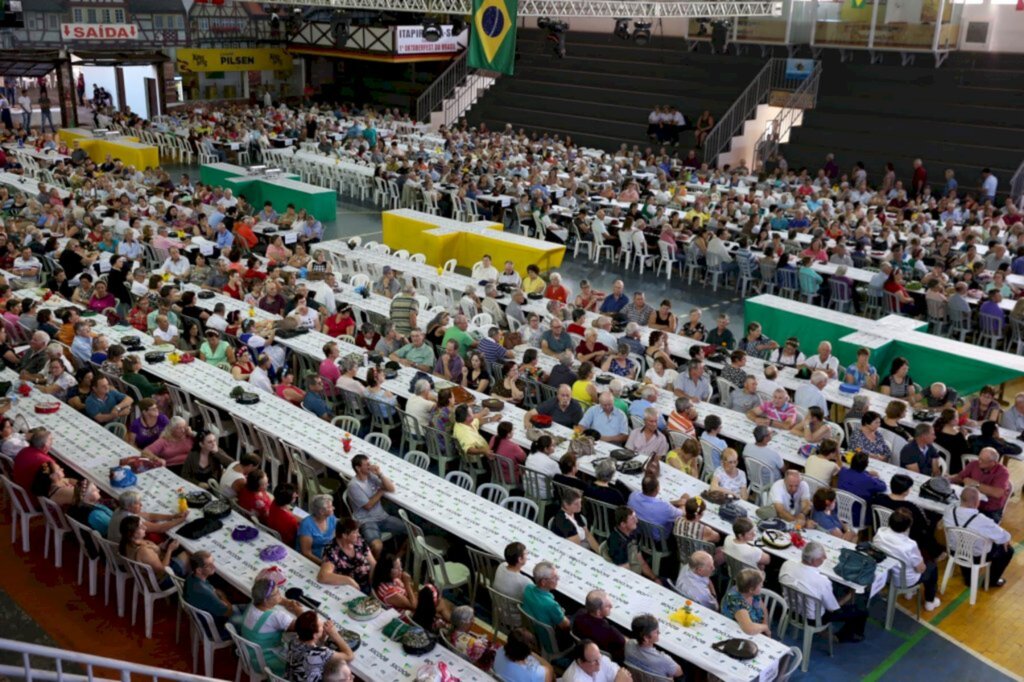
left=58, top=128, right=160, bottom=170
left=381, top=209, right=564, bottom=272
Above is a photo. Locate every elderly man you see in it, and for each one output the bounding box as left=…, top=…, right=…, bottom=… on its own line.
left=748, top=387, right=799, bottom=430
left=667, top=397, right=698, bottom=437
left=540, top=317, right=574, bottom=357
left=628, top=476, right=687, bottom=541
left=801, top=341, right=840, bottom=379
left=302, top=376, right=332, bottom=420
left=525, top=383, right=584, bottom=429
left=474, top=254, right=499, bottom=282
left=522, top=561, right=572, bottom=651
left=628, top=385, right=664, bottom=427
left=730, top=375, right=762, bottom=414
left=434, top=339, right=465, bottom=383
left=477, top=326, right=508, bottom=366
left=70, top=321, right=95, bottom=366
left=506, top=289, right=528, bottom=326
left=107, top=490, right=188, bottom=542
left=918, top=382, right=958, bottom=412
left=572, top=590, right=626, bottom=663
left=899, top=423, right=942, bottom=476
left=592, top=316, right=618, bottom=349
left=160, top=247, right=191, bottom=279
left=562, top=640, right=631, bottom=682
left=481, top=284, right=507, bottom=329
left=795, top=370, right=829, bottom=413
left=781, top=541, right=869, bottom=642
left=441, top=313, right=476, bottom=359
left=625, top=614, right=683, bottom=680
left=373, top=265, right=401, bottom=299
left=673, top=359, right=712, bottom=403
left=943, top=486, right=1013, bottom=586
left=1000, top=392, right=1024, bottom=431
left=348, top=454, right=405, bottom=557
left=744, top=425, right=785, bottom=475
left=673, top=550, right=717, bottom=610
left=11, top=247, right=41, bottom=282
left=390, top=329, right=435, bottom=372
left=950, top=447, right=1012, bottom=522
left=618, top=322, right=645, bottom=357
left=373, top=321, right=406, bottom=358
left=84, top=376, right=133, bottom=425
left=544, top=351, right=574, bottom=389
left=599, top=279, right=629, bottom=314
left=705, top=313, right=736, bottom=350
left=152, top=314, right=180, bottom=346
left=389, top=284, right=418, bottom=336
left=770, top=470, right=812, bottom=522
left=497, top=260, right=522, bottom=288
left=580, top=391, right=629, bottom=444
left=183, top=551, right=243, bottom=636
left=625, top=408, right=669, bottom=458
left=405, top=378, right=436, bottom=428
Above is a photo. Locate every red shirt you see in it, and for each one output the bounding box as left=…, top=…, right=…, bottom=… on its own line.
left=265, top=503, right=299, bottom=547
left=324, top=314, right=355, bottom=338
left=913, top=166, right=928, bottom=193
left=13, top=446, right=54, bottom=492
left=544, top=284, right=568, bottom=303
left=954, top=461, right=1010, bottom=513
left=237, top=488, right=272, bottom=519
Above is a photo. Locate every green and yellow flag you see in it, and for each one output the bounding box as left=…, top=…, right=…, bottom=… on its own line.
left=468, top=0, right=518, bottom=75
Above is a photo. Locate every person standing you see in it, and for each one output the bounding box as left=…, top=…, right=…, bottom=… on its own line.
left=17, top=89, right=32, bottom=130
left=38, top=91, right=55, bottom=134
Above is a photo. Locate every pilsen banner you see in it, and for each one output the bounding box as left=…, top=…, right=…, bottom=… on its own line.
left=176, top=48, right=293, bottom=73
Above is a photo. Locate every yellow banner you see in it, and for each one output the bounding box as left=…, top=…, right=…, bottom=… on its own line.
left=176, top=48, right=293, bottom=73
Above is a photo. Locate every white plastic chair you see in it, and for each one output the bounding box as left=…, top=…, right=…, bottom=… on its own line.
left=404, top=450, right=430, bottom=470
left=38, top=496, right=73, bottom=568
left=445, top=470, right=475, bottom=492
left=180, top=598, right=235, bottom=677
left=1, top=474, right=41, bottom=552
left=125, top=557, right=179, bottom=638
left=224, top=622, right=270, bottom=682
left=834, top=489, right=868, bottom=531
left=95, top=533, right=132, bottom=617
left=941, top=526, right=992, bottom=605
left=501, top=496, right=539, bottom=523
left=366, top=432, right=392, bottom=451
left=66, top=517, right=101, bottom=595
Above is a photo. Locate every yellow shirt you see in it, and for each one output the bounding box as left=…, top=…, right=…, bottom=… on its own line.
left=522, top=275, right=546, bottom=295
left=665, top=450, right=697, bottom=477
left=571, top=380, right=594, bottom=409
left=453, top=420, right=488, bottom=455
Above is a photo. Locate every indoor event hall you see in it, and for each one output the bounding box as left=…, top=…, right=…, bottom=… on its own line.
left=0, top=1, right=1022, bottom=681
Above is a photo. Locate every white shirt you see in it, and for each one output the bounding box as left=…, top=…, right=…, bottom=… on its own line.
left=249, top=366, right=273, bottom=393
left=724, top=536, right=765, bottom=566
left=712, top=466, right=747, bottom=496
left=779, top=559, right=840, bottom=618
left=794, top=383, right=828, bottom=412
left=161, top=256, right=191, bottom=277
left=872, top=527, right=923, bottom=587
left=17, top=95, right=31, bottom=113
left=206, top=314, right=228, bottom=333
left=982, top=174, right=998, bottom=199
left=758, top=378, right=782, bottom=396
left=644, top=367, right=678, bottom=389
left=152, top=324, right=179, bottom=343
left=743, top=443, right=784, bottom=474
left=943, top=505, right=1010, bottom=556
left=474, top=264, right=499, bottom=282
left=219, top=466, right=245, bottom=498
left=560, top=654, right=621, bottom=682
left=770, top=479, right=810, bottom=515
left=12, top=255, right=40, bottom=273
left=406, top=394, right=435, bottom=427
left=526, top=452, right=561, bottom=478
left=804, top=354, right=840, bottom=376
left=492, top=565, right=532, bottom=601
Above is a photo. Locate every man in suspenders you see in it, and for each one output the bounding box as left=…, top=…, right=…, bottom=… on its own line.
left=942, top=486, right=1014, bottom=587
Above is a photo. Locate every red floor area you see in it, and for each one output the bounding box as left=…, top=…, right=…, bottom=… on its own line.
left=0, top=510, right=237, bottom=680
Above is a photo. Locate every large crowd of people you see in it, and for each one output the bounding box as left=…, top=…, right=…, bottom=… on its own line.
left=0, top=96, right=1020, bottom=682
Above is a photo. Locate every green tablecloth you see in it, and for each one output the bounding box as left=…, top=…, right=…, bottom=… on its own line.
left=201, top=163, right=335, bottom=222
left=744, top=296, right=1019, bottom=394
left=199, top=162, right=252, bottom=188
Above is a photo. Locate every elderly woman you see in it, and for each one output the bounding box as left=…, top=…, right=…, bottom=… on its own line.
left=37, top=357, right=78, bottom=398
left=118, top=515, right=188, bottom=590
left=317, top=517, right=376, bottom=592
left=849, top=410, right=892, bottom=461
left=199, top=329, right=235, bottom=370
left=721, top=569, right=772, bottom=637
left=181, top=429, right=227, bottom=487
left=644, top=355, right=678, bottom=389
left=881, top=400, right=915, bottom=443
left=297, top=494, right=337, bottom=564
left=285, top=611, right=354, bottom=682
left=141, top=416, right=195, bottom=470
left=575, top=328, right=608, bottom=365
left=710, top=448, right=748, bottom=499
left=602, top=343, right=637, bottom=380
left=274, top=369, right=306, bottom=406
left=681, top=308, right=707, bottom=341
left=107, top=490, right=188, bottom=542
left=570, top=361, right=600, bottom=409
left=265, top=236, right=290, bottom=264
left=666, top=438, right=701, bottom=477
left=87, top=280, right=116, bottom=313
left=448, top=605, right=500, bottom=671
left=492, top=361, right=526, bottom=405
left=493, top=628, right=554, bottom=682
left=239, top=577, right=305, bottom=676
left=127, top=398, right=169, bottom=450
left=126, top=296, right=151, bottom=332
left=966, top=385, right=1002, bottom=427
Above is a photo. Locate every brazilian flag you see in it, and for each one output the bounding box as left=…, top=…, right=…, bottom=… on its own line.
left=468, top=0, right=518, bottom=76
left=850, top=0, right=866, bottom=7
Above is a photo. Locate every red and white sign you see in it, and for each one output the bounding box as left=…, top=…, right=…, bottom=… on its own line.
left=394, top=25, right=468, bottom=55
left=61, top=23, right=140, bottom=41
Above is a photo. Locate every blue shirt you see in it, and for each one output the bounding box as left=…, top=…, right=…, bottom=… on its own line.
left=627, top=490, right=681, bottom=540
left=215, top=229, right=234, bottom=249
left=71, top=335, right=93, bottom=365
left=84, top=389, right=127, bottom=420
left=599, top=292, right=629, bottom=314
left=811, top=508, right=844, bottom=533
left=837, top=468, right=886, bottom=520
left=628, top=399, right=665, bottom=430
left=579, top=405, right=628, bottom=438
left=845, top=364, right=876, bottom=387
left=296, top=514, right=336, bottom=557
left=477, top=336, right=508, bottom=365
left=302, top=391, right=332, bottom=419
left=492, top=648, right=545, bottom=682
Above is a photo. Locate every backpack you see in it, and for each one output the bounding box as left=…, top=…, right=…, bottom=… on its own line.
left=835, top=547, right=876, bottom=587
left=718, top=502, right=748, bottom=522
left=920, top=476, right=957, bottom=504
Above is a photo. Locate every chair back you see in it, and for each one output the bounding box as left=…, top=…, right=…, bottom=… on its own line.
left=623, top=663, right=672, bottom=682
left=945, top=525, right=990, bottom=568
left=466, top=546, right=500, bottom=593
left=871, top=505, right=894, bottom=533
left=125, top=556, right=171, bottom=597
left=444, top=470, right=475, bottom=492
left=38, top=495, right=71, bottom=534
left=517, top=605, right=562, bottom=660
left=834, top=488, right=868, bottom=528
left=365, top=431, right=391, bottom=452
left=477, top=483, right=509, bottom=505
left=744, top=457, right=780, bottom=499
left=829, top=278, right=851, bottom=303
left=501, top=496, right=539, bottom=523
left=224, top=622, right=269, bottom=681
left=723, top=554, right=757, bottom=584
left=488, top=455, right=518, bottom=489
left=94, top=532, right=130, bottom=576
left=331, top=415, right=361, bottom=434
left=636, top=517, right=669, bottom=554
left=519, top=466, right=553, bottom=505
left=781, top=585, right=826, bottom=627
left=584, top=497, right=617, bottom=541
left=675, top=535, right=714, bottom=565
left=1, top=474, right=39, bottom=513
left=416, top=535, right=457, bottom=586
left=404, top=450, right=430, bottom=470
left=486, top=586, right=522, bottom=633
left=760, top=587, right=789, bottom=632
left=66, top=516, right=99, bottom=560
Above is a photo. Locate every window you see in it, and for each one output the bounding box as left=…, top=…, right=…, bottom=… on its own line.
left=102, top=9, right=111, bottom=22
left=73, top=8, right=83, bottom=22
left=86, top=8, right=96, bottom=23
left=154, top=14, right=164, bottom=29
left=114, top=9, right=124, bottom=22
left=46, top=13, right=59, bottom=28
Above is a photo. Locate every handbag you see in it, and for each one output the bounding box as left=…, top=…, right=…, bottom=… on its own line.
left=856, top=541, right=889, bottom=564
left=920, top=476, right=957, bottom=504
left=202, top=499, right=231, bottom=520
left=402, top=626, right=438, bottom=656
left=711, top=638, right=759, bottom=660
left=502, top=330, right=523, bottom=349
left=616, top=459, right=644, bottom=475
left=144, top=352, right=165, bottom=364
left=835, top=547, right=877, bottom=587
left=177, top=517, right=223, bottom=540
left=718, top=501, right=747, bottom=522
left=408, top=371, right=434, bottom=394
left=702, top=490, right=733, bottom=505
left=566, top=436, right=595, bottom=458
left=757, top=518, right=788, bottom=532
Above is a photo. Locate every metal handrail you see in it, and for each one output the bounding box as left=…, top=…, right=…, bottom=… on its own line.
left=1010, top=158, right=1024, bottom=205
left=416, top=51, right=469, bottom=124
left=0, top=637, right=219, bottom=682
left=751, top=62, right=823, bottom=171
left=702, top=58, right=816, bottom=166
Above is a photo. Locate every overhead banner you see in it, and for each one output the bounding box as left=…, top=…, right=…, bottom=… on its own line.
left=61, top=23, right=139, bottom=40
left=176, top=48, right=293, bottom=73
left=469, top=0, right=518, bottom=75
left=395, top=25, right=468, bottom=55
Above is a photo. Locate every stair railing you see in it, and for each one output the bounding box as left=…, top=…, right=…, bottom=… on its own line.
left=1010, top=158, right=1024, bottom=206
left=415, top=52, right=469, bottom=124
left=750, top=60, right=823, bottom=171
